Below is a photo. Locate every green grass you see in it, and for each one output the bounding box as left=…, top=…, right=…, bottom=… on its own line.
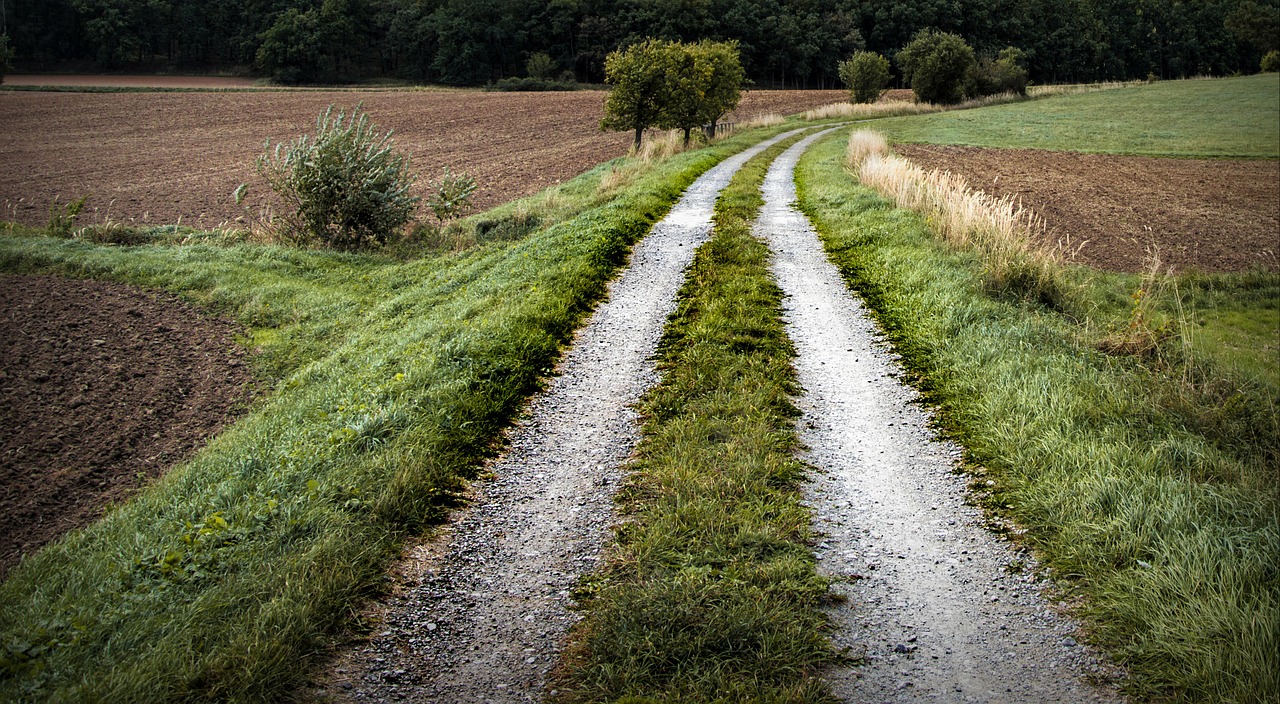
left=0, top=123, right=802, bottom=702
left=551, top=136, right=837, bottom=703
left=872, top=74, right=1280, bottom=158
left=797, top=129, right=1278, bottom=703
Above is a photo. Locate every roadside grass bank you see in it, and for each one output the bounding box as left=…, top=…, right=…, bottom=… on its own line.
left=552, top=136, right=837, bottom=702
left=796, top=131, right=1278, bottom=703
left=0, top=122, right=803, bottom=702
left=870, top=73, right=1280, bottom=158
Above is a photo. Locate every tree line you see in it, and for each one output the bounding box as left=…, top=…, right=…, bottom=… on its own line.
left=3, top=0, right=1277, bottom=87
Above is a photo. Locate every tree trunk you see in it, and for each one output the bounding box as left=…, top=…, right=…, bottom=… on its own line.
left=633, top=126, right=643, bottom=150
left=682, top=126, right=692, bottom=147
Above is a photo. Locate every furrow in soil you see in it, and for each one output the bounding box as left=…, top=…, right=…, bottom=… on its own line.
left=756, top=129, right=1127, bottom=703
left=323, top=128, right=810, bottom=703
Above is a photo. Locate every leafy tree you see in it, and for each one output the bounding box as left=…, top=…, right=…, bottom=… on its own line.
left=659, top=40, right=745, bottom=145
left=601, top=38, right=675, bottom=150
left=839, top=51, right=892, bottom=103
left=896, top=28, right=976, bottom=104
left=256, top=8, right=324, bottom=84
left=1226, top=1, right=1280, bottom=54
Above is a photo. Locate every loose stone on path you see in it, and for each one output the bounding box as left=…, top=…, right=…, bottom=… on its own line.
left=322, top=127, right=810, bottom=703
left=755, top=128, right=1127, bottom=703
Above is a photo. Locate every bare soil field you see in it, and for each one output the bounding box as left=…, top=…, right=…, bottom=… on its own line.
left=895, top=143, right=1280, bottom=274
left=0, top=274, right=253, bottom=578
left=5, top=74, right=259, bottom=89
left=0, top=88, right=843, bottom=231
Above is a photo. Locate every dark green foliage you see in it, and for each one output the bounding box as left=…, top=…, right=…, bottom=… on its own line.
left=4, top=1, right=1268, bottom=89
left=254, top=104, right=419, bottom=250
left=486, top=77, right=578, bottom=92
left=839, top=51, right=892, bottom=103
left=0, top=34, right=13, bottom=83
left=1226, top=1, right=1280, bottom=54
left=896, top=29, right=977, bottom=104
left=969, top=47, right=1030, bottom=97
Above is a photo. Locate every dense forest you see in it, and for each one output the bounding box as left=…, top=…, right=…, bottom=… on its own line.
left=3, top=0, right=1277, bottom=87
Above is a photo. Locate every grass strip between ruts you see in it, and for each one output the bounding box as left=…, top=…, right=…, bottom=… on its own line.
left=551, top=134, right=838, bottom=703
left=795, top=130, right=1278, bottom=704
left=0, top=123, right=805, bottom=702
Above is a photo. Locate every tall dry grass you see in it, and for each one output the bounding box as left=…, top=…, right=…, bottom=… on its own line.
left=804, top=100, right=941, bottom=121
left=847, top=129, right=1065, bottom=303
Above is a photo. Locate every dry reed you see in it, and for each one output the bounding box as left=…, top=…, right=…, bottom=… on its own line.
left=851, top=131, right=1063, bottom=300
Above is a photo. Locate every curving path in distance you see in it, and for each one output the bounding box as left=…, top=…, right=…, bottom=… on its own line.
left=756, top=128, right=1127, bottom=703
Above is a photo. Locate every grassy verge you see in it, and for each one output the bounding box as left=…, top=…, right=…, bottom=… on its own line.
left=0, top=122, right=803, bottom=702
left=871, top=74, right=1280, bottom=158
left=797, top=130, right=1278, bottom=703
left=551, top=136, right=836, bottom=702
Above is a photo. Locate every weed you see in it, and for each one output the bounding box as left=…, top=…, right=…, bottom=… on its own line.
left=46, top=196, right=87, bottom=237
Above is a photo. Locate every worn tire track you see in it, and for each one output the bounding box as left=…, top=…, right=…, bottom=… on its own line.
left=321, top=128, right=811, bottom=703
left=756, top=129, right=1128, bottom=703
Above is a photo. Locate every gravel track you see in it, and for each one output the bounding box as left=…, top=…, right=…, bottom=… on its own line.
left=757, top=129, right=1128, bottom=703
left=320, top=128, right=810, bottom=703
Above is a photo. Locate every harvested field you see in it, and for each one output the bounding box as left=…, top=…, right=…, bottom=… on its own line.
left=0, top=274, right=253, bottom=578
left=895, top=143, right=1280, bottom=274
left=0, top=88, right=843, bottom=231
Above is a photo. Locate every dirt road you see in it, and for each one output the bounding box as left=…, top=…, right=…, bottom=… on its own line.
left=758, top=129, right=1127, bottom=702
left=317, top=128, right=812, bottom=702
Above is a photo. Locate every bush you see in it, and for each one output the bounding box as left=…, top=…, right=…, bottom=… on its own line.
left=487, top=76, right=578, bottom=92
left=251, top=104, right=419, bottom=251
left=839, top=51, right=892, bottom=104
left=969, top=47, right=1029, bottom=97
left=1263, top=50, right=1280, bottom=73
left=0, top=34, right=14, bottom=84
left=895, top=29, right=976, bottom=105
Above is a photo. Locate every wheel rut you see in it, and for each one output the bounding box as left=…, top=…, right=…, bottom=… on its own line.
left=756, top=129, right=1128, bottom=703
left=321, top=128, right=811, bottom=703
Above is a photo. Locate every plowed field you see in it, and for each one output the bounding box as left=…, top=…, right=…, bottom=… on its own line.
left=896, top=143, right=1280, bottom=274
left=0, top=88, right=843, bottom=231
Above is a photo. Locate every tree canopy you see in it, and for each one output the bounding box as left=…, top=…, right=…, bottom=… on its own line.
left=3, top=0, right=1275, bottom=86
left=602, top=39, right=745, bottom=148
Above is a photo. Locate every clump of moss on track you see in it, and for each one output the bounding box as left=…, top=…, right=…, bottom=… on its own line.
left=0, top=124, right=801, bottom=702
left=552, top=135, right=837, bottom=703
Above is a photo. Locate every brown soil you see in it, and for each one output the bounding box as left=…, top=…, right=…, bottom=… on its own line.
left=895, top=144, right=1280, bottom=274
left=0, top=274, right=254, bottom=578
left=0, top=88, right=844, bottom=231
left=5, top=74, right=258, bottom=89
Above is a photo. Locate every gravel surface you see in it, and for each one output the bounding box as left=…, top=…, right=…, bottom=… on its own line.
left=318, top=128, right=811, bottom=703
left=758, top=129, right=1128, bottom=703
